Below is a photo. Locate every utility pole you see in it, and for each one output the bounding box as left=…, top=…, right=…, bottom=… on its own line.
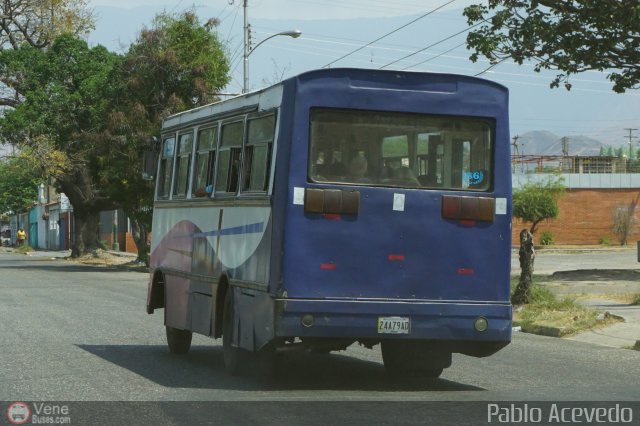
left=511, top=135, right=521, bottom=173
left=561, top=136, right=570, bottom=156
left=624, top=128, right=637, bottom=159
left=243, top=0, right=250, bottom=93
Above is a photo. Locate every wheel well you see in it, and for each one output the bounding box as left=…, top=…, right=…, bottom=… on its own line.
left=214, top=275, right=229, bottom=339
left=147, top=270, right=166, bottom=313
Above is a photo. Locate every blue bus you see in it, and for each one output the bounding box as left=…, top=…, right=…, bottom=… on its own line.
left=146, top=68, right=512, bottom=378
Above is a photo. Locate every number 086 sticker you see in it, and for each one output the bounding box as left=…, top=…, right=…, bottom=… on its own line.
left=377, top=316, right=410, bottom=334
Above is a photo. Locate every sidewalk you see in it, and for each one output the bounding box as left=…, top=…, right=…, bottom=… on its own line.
left=517, top=249, right=640, bottom=350
left=566, top=298, right=640, bottom=349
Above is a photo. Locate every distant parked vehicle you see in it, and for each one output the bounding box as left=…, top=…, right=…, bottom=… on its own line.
left=1, top=228, right=11, bottom=247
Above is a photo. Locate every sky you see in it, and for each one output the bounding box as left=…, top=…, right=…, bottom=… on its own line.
left=86, top=0, right=640, bottom=150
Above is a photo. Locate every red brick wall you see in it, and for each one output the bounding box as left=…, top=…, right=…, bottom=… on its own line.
left=99, top=232, right=138, bottom=254
left=512, top=189, right=640, bottom=245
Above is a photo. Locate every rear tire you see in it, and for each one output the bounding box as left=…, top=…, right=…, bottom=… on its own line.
left=166, top=326, right=192, bottom=354
left=381, top=340, right=449, bottom=379
left=222, top=288, right=242, bottom=375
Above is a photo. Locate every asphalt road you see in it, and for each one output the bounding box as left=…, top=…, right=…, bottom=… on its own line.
left=1, top=252, right=639, bottom=425
left=512, top=247, right=639, bottom=275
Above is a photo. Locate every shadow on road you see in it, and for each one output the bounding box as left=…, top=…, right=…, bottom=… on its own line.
left=0, top=262, right=142, bottom=274
left=77, top=344, right=484, bottom=393
left=551, top=269, right=640, bottom=282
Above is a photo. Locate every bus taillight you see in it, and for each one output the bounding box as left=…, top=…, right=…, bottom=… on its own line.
left=441, top=195, right=495, bottom=223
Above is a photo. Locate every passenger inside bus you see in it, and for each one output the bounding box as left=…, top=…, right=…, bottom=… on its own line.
left=394, top=166, right=420, bottom=187
left=348, top=152, right=370, bottom=183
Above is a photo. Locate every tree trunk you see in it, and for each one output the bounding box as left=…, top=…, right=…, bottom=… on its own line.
left=71, top=207, right=101, bottom=258
left=129, top=218, right=150, bottom=266
left=57, top=167, right=114, bottom=258
left=512, top=229, right=535, bottom=305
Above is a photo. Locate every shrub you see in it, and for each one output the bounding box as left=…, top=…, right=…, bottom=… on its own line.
left=16, top=244, right=33, bottom=254
left=539, top=231, right=555, bottom=245
left=599, top=236, right=613, bottom=246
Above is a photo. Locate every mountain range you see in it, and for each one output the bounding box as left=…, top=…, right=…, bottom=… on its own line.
left=511, top=131, right=608, bottom=156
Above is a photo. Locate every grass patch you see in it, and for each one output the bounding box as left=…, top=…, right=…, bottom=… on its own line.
left=569, top=293, right=640, bottom=305
left=15, top=244, right=33, bottom=254
left=512, top=282, right=623, bottom=337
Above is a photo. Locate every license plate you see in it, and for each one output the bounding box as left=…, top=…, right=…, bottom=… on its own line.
left=377, top=317, right=410, bottom=334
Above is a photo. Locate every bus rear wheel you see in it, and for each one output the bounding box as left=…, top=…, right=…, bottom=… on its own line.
left=381, top=340, right=450, bottom=379
left=166, top=326, right=192, bottom=354
left=222, top=289, right=242, bottom=375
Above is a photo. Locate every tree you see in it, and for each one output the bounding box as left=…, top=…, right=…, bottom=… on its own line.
left=0, top=0, right=94, bottom=107
left=464, top=1, right=640, bottom=93
left=512, top=176, right=565, bottom=235
left=512, top=228, right=535, bottom=305
left=0, top=35, right=121, bottom=256
left=612, top=197, right=638, bottom=246
left=102, top=10, right=230, bottom=263
left=0, top=153, right=42, bottom=217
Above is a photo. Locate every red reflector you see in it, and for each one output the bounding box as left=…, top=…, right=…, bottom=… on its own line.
left=442, top=195, right=495, bottom=222
left=457, top=268, right=475, bottom=275
left=323, top=214, right=341, bottom=221
left=320, top=263, right=337, bottom=270
left=388, top=254, right=405, bottom=261
left=459, top=220, right=476, bottom=227
left=442, top=196, right=460, bottom=219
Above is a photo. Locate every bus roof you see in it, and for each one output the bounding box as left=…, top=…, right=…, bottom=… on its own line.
left=161, top=68, right=508, bottom=132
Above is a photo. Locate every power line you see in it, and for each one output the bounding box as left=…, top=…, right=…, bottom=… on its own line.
left=379, top=20, right=484, bottom=69
left=401, top=41, right=466, bottom=70
left=322, top=0, right=457, bottom=68
left=475, top=57, right=508, bottom=76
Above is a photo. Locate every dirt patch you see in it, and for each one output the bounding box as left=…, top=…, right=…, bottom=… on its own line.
left=73, top=250, right=131, bottom=265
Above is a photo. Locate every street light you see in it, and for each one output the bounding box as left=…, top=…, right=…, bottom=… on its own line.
left=243, top=30, right=301, bottom=93
left=240, top=0, right=301, bottom=93
left=242, top=29, right=302, bottom=93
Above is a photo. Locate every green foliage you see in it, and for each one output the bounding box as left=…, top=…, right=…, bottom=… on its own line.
left=0, top=1, right=94, bottom=56
left=122, top=10, right=230, bottom=118
left=16, top=244, right=34, bottom=254
left=512, top=177, right=565, bottom=234
left=0, top=35, right=120, bottom=152
left=0, top=34, right=122, bottom=255
left=99, top=10, right=230, bottom=262
left=598, top=236, right=613, bottom=246
left=464, top=1, right=640, bottom=93
left=539, top=231, right=554, bottom=246
left=0, top=155, right=42, bottom=215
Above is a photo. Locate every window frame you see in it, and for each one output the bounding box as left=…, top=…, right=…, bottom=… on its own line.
left=191, top=124, right=219, bottom=198
left=308, top=107, right=495, bottom=192
left=242, top=112, right=276, bottom=194
left=214, top=118, right=245, bottom=196
left=172, top=131, right=194, bottom=198
left=157, top=135, right=176, bottom=199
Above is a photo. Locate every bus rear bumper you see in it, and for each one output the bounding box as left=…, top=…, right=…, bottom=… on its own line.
left=275, top=299, right=512, bottom=355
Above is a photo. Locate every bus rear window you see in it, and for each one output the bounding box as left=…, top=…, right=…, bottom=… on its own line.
left=309, top=109, right=493, bottom=191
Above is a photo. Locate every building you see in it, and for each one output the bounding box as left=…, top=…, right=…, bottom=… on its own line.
left=512, top=156, right=640, bottom=246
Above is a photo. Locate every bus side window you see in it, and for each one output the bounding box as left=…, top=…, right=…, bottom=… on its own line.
left=173, top=132, right=193, bottom=197
left=216, top=120, right=243, bottom=194
left=192, top=126, right=217, bottom=197
left=243, top=114, right=275, bottom=192
left=157, top=136, right=175, bottom=199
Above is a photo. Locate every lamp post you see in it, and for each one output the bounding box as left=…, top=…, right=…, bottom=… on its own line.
left=242, top=1, right=301, bottom=93
left=112, top=209, right=119, bottom=252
